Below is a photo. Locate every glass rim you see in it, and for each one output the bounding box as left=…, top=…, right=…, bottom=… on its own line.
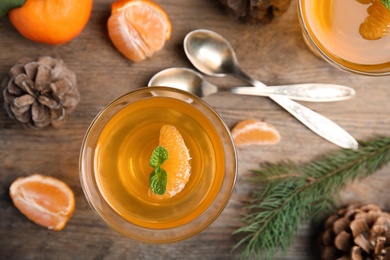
left=79, top=86, right=237, bottom=243
left=297, top=0, right=390, bottom=76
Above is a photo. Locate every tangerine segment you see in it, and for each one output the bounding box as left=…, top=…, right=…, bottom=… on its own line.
left=155, top=125, right=191, bottom=199
left=231, top=119, right=281, bottom=147
left=9, top=174, right=75, bottom=231
left=9, top=0, right=93, bottom=44
left=360, top=0, right=390, bottom=40
left=108, top=0, right=171, bottom=62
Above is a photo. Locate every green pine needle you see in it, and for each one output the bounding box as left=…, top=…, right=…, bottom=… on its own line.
left=233, top=136, right=390, bottom=259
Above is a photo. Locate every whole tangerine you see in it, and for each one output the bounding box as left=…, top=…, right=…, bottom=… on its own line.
left=9, top=0, right=93, bottom=44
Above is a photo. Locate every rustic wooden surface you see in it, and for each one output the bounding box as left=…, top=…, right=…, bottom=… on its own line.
left=1, top=0, right=390, bottom=259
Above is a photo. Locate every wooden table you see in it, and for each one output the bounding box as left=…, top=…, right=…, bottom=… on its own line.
left=1, top=0, right=390, bottom=259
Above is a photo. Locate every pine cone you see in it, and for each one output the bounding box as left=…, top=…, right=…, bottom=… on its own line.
left=219, top=0, right=292, bottom=23
left=321, top=204, right=390, bottom=260
left=1, top=57, right=80, bottom=129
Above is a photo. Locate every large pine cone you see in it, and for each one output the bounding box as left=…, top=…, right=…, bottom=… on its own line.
left=219, top=0, right=292, bottom=23
left=1, top=57, right=80, bottom=129
left=321, top=204, right=390, bottom=260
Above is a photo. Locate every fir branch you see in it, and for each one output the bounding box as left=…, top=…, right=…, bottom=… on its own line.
left=233, top=136, right=390, bottom=259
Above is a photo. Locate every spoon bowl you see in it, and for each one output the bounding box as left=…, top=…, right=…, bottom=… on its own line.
left=148, top=67, right=217, bottom=97
left=184, top=29, right=239, bottom=77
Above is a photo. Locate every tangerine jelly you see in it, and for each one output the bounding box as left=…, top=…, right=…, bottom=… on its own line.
left=298, top=0, right=390, bottom=75
left=79, top=87, right=237, bottom=243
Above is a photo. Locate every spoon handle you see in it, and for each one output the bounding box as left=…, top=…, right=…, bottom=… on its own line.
left=234, top=69, right=358, bottom=149
left=270, top=95, right=358, bottom=149
left=231, top=84, right=355, bottom=102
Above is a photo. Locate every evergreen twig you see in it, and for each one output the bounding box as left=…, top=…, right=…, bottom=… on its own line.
left=233, top=136, right=390, bottom=259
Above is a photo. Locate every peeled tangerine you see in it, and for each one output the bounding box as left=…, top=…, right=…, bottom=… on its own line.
left=360, top=0, right=390, bottom=40
left=10, top=174, right=75, bottom=231
left=231, top=119, right=281, bottom=147
left=108, top=0, right=172, bottom=62
left=152, top=125, right=191, bottom=199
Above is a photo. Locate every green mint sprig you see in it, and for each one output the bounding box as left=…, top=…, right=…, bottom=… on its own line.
left=382, top=0, right=390, bottom=10
left=149, top=146, right=168, bottom=195
left=0, top=0, right=25, bottom=17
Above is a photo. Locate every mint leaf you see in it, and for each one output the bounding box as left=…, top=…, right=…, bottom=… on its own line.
left=149, top=146, right=168, bottom=168
left=382, top=0, right=390, bottom=10
left=0, top=0, right=25, bottom=17
left=149, top=146, right=168, bottom=195
left=149, top=168, right=167, bottom=195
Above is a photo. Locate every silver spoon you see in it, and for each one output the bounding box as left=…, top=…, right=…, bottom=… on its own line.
left=183, top=29, right=358, bottom=149
left=148, top=67, right=355, bottom=102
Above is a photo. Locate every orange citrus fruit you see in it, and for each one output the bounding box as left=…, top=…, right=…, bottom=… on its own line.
left=9, top=174, right=75, bottom=231
left=8, top=0, right=93, bottom=45
left=107, top=0, right=172, bottom=62
left=231, top=119, right=281, bottom=147
left=153, top=125, right=191, bottom=199
left=360, top=0, right=390, bottom=40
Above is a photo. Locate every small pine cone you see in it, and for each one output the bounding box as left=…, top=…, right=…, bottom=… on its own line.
left=320, top=204, right=390, bottom=260
left=1, top=57, right=80, bottom=129
left=219, top=0, right=292, bottom=23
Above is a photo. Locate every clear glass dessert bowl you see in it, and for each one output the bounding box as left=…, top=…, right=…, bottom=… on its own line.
left=79, top=86, right=237, bottom=243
